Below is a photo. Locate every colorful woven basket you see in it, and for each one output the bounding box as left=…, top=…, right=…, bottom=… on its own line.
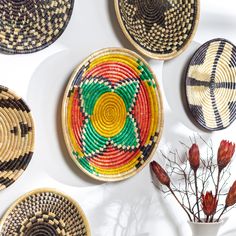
left=62, top=48, right=163, bottom=181
left=186, top=38, right=236, bottom=131
left=0, top=189, right=91, bottom=235
left=0, top=85, right=34, bottom=190
left=115, top=0, right=200, bottom=60
left=0, top=0, right=74, bottom=54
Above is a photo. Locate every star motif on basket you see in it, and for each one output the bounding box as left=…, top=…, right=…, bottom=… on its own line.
left=127, top=0, right=172, bottom=30
left=79, top=77, right=140, bottom=156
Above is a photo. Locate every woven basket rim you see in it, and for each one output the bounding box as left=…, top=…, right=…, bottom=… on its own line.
left=114, top=0, right=201, bottom=60
left=0, top=85, right=35, bottom=189
left=185, top=38, right=236, bottom=131
left=61, top=47, right=164, bottom=182
left=0, top=0, right=75, bottom=55
left=0, top=188, right=91, bottom=235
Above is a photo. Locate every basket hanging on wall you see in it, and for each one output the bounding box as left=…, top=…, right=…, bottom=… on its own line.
left=186, top=38, right=236, bottom=131
left=62, top=48, right=164, bottom=182
left=115, top=0, right=200, bottom=60
left=0, top=0, right=74, bottom=54
left=0, top=189, right=91, bottom=236
left=0, top=85, right=34, bottom=190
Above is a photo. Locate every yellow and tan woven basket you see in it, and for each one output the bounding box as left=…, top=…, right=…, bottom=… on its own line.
left=0, top=189, right=91, bottom=236
left=0, top=85, right=35, bottom=190
left=115, top=0, right=200, bottom=60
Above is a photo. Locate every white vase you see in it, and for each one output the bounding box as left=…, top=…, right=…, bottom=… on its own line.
left=188, top=221, right=223, bottom=236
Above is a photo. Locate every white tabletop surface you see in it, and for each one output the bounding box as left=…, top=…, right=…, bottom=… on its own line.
left=0, top=0, right=236, bottom=235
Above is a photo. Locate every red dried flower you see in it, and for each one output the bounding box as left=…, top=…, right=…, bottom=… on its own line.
left=150, top=161, right=170, bottom=187
left=217, top=140, right=235, bottom=171
left=201, top=191, right=218, bottom=216
left=189, top=144, right=200, bottom=172
left=226, top=181, right=236, bottom=207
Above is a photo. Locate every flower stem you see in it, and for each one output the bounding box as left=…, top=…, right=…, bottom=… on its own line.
left=215, top=169, right=221, bottom=198
left=217, top=206, right=227, bottom=222
left=169, top=187, right=192, bottom=222
left=194, top=171, right=201, bottom=221
left=210, top=169, right=221, bottom=222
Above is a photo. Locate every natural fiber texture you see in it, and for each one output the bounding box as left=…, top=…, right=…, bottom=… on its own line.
left=0, top=0, right=74, bottom=54
left=0, top=189, right=90, bottom=236
left=186, top=38, right=236, bottom=131
left=0, top=85, right=34, bottom=190
left=62, top=48, right=163, bottom=181
left=115, top=0, right=200, bottom=60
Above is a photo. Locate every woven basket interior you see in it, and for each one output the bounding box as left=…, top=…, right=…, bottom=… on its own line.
left=63, top=48, right=163, bottom=181
left=0, top=0, right=74, bottom=54
left=186, top=39, right=236, bottom=130
left=117, top=0, right=199, bottom=58
left=0, top=191, right=89, bottom=236
left=0, top=86, right=34, bottom=190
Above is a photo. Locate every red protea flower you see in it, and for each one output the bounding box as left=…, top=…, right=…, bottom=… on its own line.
left=189, top=144, right=200, bottom=172
left=201, top=191, right=218, bottom=216
left=226, top=181, right=236, bottom=207
left=217, top=140, right=235, bottom=171
left=150, top=161, right=170, bottom=187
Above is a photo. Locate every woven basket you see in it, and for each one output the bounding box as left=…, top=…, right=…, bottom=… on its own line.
left=62, top=48, right=164, bottom=182
left=0, top=189, right=91, bottom=236
left=0, top=85, right=34, bottom=190
left=0, top=0, right=74, bottom=54
left=115, top=0, right=200, bottom=60
left=186, top=38, right=236, bottom=131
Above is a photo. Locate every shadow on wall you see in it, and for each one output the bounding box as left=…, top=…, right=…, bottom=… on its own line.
left=27, top=50, right=103, bottom=187
left=107, top=0, right=136, bottom=50
left=87, top=169, right=183, bottom=236
left=160, top=41, right=211, bottom=153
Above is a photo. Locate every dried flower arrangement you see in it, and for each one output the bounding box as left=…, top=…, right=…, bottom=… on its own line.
left=150, top=140, right=235, bottom=223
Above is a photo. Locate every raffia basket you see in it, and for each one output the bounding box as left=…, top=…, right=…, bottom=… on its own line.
left=0, top=189, right=91, bottom=236
left=115, top=0, right=200, bottom=60
left=0, top=85, right=34, bottom=190
left=186, top=38, right=236, bottom=131
left=0, top=0, right=74, bottom=54
left=62, top=48, right=164, bottom=182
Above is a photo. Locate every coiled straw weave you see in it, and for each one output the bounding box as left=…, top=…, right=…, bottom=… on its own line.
left=0, top=189, right=91, bottom=236
left=0, top=85, right=34, bottom=190
left=62, top=48, right=163, bottom=182
left=115, top=0, right=200, bottom=60
left=0, top=0, right=74, bottom=54
left=186, top=38, right=236, bottom=131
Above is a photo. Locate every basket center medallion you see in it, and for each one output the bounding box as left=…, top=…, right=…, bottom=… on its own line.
left=91, top=92, right=127, bottom=138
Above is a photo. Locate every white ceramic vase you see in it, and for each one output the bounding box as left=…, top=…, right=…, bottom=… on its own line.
left=189, top=221, right=223, bottom=236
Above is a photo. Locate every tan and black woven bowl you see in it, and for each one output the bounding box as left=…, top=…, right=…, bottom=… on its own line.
left=0, top=189, right=91, bottom=236
left=115, top=0, right=200, bottom=60
left=186, top=38, right=236, bottom=131
left=0, top=85, right=34, bottom=190
left=0, top=0, right=74, bottom=54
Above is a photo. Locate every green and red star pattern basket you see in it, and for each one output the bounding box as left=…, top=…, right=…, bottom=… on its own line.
left=62, top=48, right=163, bottom=181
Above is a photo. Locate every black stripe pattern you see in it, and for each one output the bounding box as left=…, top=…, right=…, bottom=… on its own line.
left=186, top=39, right=236, bottom=131
left=0, top=86, right=34, bottom=189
